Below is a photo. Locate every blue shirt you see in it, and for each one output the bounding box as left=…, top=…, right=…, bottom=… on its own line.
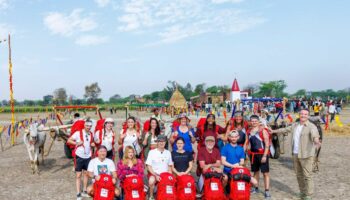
left=221, top=143, right=245, bottom=174
left=172, top=127, right=193, bottom=153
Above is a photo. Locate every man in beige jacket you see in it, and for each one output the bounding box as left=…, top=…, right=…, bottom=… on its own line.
left=272, top=109, right=321, bottom=200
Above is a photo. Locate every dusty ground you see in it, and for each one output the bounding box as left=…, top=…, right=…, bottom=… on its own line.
left=0, top=109, right=349, bottom=200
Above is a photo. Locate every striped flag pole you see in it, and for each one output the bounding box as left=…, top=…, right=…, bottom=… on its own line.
left=8, top=34, right=16, bottom=145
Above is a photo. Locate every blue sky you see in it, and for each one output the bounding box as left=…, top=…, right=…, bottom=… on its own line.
left=0, top=0, right=349, bottom=101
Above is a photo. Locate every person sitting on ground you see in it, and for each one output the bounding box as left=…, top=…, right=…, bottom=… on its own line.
left=221, top=130, right=258, bottom=190
left=117, top=145, right=144, bottom=183
left=197, top=136, right=226, bottom=195
left=146, top=135, right=173, bottom=200
left=86, top=145, right=120, bottom=198
left=171, top=137, right=194, bottom=176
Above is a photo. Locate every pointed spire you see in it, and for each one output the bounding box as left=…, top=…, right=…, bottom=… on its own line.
left=232, top=78, right=240, bottom=92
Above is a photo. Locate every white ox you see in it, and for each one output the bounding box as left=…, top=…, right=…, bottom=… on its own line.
left=23, top=123, right=46, bottom=174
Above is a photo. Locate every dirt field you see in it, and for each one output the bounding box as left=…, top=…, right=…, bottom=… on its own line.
left=0, top=109, right=349, bottom=200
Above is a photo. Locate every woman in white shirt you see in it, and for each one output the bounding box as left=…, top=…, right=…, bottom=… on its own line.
left=118, top=116, right=142, bottom=159
left=94, top=118, right=115, bottom=160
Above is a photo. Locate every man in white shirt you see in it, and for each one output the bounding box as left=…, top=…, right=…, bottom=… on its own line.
left=146, top=135, right=173, bottom=200
left=272, top=109, right=321, bottom=200
left=67, top=120, right=95, bottom=200
left=328, top=102, right=337, bottom=122
left=87, top=145, right=120, bottom=198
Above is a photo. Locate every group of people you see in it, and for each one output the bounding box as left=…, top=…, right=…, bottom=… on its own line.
left=67, top=107, right=321, bottom=200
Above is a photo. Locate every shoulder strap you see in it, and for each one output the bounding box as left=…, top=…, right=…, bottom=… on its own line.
left=98, top=129, right=103, bottom=144
left=79, top=130, right=84, bottom=142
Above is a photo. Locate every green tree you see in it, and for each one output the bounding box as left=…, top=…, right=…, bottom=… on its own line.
left=84, top=82, right=101, bottom=104
left=293, top=89, right=306, bottom=97
left=53, top=88, right=67, bottom=105
left=194, top=83, right=206, bottom=95
left=254, top=80, right=288, bottom=97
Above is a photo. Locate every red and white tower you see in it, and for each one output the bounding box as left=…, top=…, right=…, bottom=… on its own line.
left=231, top=78, right=241, bottom=102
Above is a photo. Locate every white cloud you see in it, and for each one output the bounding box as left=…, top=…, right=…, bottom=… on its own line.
left=43, top=9, right=97, bottom=37
left=0, top=0, right=10, bottom=10
left=75, top=35, right=108, bottom=46
left=94, top=0, right=110, bottom=7
left=211, top=0, right=245, bottom=4
left=0, top=23, right=14, bottom=39
left=117, top=0, right=265, bottom=44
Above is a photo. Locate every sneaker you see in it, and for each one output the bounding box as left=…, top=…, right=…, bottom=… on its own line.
left=81, top=191, right=90, bottom=198
left=76, top=193, right=82, bottom=200
left=264, top=191, right=272, bottom=200
left=250, top=187, right=259, bottom=194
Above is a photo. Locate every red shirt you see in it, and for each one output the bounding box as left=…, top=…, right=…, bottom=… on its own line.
left=197, top=147, right=221, bottom=173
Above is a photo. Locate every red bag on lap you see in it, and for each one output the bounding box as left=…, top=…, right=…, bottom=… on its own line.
left=228, top=168, right=251, bottom=200
left=156, top=172, right=176, bottom=200
left=123, top=176, right=145, bottom=200
left=93, top=174, right=115, bottom=200
left=203, top=171, right=226, bottom=200
left=176, top=174, right=196, bottom=200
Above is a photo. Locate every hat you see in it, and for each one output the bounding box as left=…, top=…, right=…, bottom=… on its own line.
left=205, top=136, right=215, bottom=142
left=104, top=118, right=114, bottom=124
left=156, top=134, right=167, bottom=142
left=177, top=113, right=190, bottom=121
left=261, top=109, right=269, bottom=114
left=228, top=130, right=239, bottom=137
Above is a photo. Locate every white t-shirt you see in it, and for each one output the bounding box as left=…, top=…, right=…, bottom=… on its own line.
left=293, top=124, right=303, bottom=154
left=122, top=130, right=141, bottom=153
left=87, top=157, right=116, bottom=176
left=329, top=105, right=336, bottom=114
left=94, top=130, right=114, bottom=151
left=71, top=130, right=93, bottom=159
left=146, top=148, right=173, bottom=175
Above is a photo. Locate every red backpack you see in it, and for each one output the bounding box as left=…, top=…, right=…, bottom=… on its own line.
left=93, top=174, right=115, bottom=200
left=228, top=168, right=251, bottom=200
left=172, top=120, right=180, bottom=132
left=66, top=120, right=85, bottom=150
left=203, top=171, right=226, bottom=200
left=156, top=172, right=176, bottom=200
left=123, top=176, right=145, bottom=200
left=95, top=119, right=106, bottom=134
left=143, top=120, right=150, bottom=134
left=176, top=174, right=196, bottom=200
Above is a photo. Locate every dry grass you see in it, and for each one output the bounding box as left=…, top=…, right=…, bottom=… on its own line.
left=325, top=123, right=350, bottom=136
